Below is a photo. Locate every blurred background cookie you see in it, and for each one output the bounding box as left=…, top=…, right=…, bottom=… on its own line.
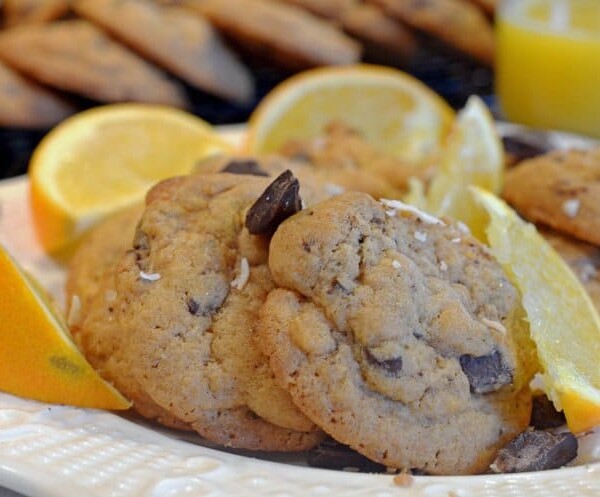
left=2, top=0, right=69, bottom=27
left=73, top=0, right=255, bottom=104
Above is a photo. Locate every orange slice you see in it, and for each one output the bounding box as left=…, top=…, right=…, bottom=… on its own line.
left=30, top=103, right=234, bottom=253
left=0, top=244, right=130, bottom=409
left=470, top=187, right=600, bottom=433
left=246, top=64, right=454, bottom=163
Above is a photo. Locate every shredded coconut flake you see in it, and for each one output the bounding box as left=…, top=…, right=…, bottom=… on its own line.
left=414, top=230, right=427, bottom=242
left=392, top=260, right=402, bottom=270
left=139, top=271, right=161, bottom=281
left=380, top=198, right=444, bottom=225
left=66, top=295, right=82, bottom=328
left=579, top=263, right=598, bottom=282
left=324, top=183, right=345, bottom=196
left=451, top=237, right=461, bottom=243
left=482, top=317, right=506, bottom=335
left=231, top=257, right=250, bottom=290
left=562, top=198, right=580, bottom=218
left=440, top=260, right=448, bottom=271
left=457, top=221, right=470, bottom=234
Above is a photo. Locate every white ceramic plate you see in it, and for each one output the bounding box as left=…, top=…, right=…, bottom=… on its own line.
left=1, top=125, right=600, bottom=497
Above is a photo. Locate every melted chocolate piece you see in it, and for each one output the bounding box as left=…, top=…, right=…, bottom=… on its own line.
left=245, top=169, right=302, bottom=235
left=220, top=159, right=269, bottom=177
left=365, top=349, right=403, bottom=376
left=530, top=394, right=567, bottom=429
left=307, top=439, right=387, bottom=473
left=459, top=350, right=512, bottom=394
left=491, top=431, right=578, bottom=473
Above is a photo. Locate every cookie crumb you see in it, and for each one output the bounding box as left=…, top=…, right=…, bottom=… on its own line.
left=393, top=472, right=413, bottom=488
left=231, top=257, right=250, bottom=290
left=66, top=295, right=82, bottom=327
left=482, top=318, right=506, bottom=335
left=562, top=198, right=580, bottom=218
left=380, top=198, right=444, bottom=225
left=414, top=231, right=427, bottom=242
left=139, top=271, right=161, bottom=281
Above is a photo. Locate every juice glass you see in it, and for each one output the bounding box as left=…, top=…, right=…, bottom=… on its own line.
left=496, top=0, right=600, bottom=138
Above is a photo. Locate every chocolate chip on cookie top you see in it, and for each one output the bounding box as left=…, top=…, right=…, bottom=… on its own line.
left=259, top=192, right=533, bottom=474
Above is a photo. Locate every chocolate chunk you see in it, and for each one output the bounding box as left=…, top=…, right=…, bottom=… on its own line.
left=187, top=297, right=200, bottom=315
left=365, top=349, right=403, bottom=376
left=220, top=159, right=269, bottom=177
left=307, top=438, right=387, bottom=473
left=245, top=169, right=302, bottom=235
left=459, top=350, right=512, bottom=393
left=502, top=135, right=550, bottom=167
left=491, top=431, right=578, bottom=473
left=531, top=394, right=566, bottom=429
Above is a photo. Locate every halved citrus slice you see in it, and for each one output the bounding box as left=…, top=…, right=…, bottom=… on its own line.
left=426, top=95, right=503, bottom=240
left=0, top=244, right=130, bottom=409
left=471, top=187, right=600, bottom=433
left=30, top=103, right=234, bottom=253
left=246, top=64, right=454, bottom=163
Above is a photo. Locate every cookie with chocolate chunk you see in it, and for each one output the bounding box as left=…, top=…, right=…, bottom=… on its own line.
left=259, top=192, right=533, bottom=474
left=0, top=20, right=188, bottom=107
left=73, top=0, right=254, bottom=104
left=503, top=148, right=600, bottom=246
left=3, top=0, right=69, bottom=27
left=114, top=171, right=327, bottom=450
left=182, top=0, right=361, bottom=70
left=0, top=60, right=75, bottom=128
left=370, top=0, right=495, bottom=65
left=279, top=121, right=421, bottom=198
left=67, top=205, right=191, bottom=430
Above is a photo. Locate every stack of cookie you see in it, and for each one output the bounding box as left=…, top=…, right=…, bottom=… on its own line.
left=65, top=138, right=557, bottom=475
left=0, top=0, right=498, bottom=130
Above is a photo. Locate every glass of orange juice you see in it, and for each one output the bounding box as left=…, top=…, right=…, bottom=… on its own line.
left=496, top=0, right=600, bottom=138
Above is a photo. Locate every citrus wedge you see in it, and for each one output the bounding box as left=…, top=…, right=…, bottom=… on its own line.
left=246, top=64, right=454, bottom=163
left=470, top=187, right=600, bottom=433
left=30, top=103, right=234, bottom=253
left=0, top=244, right=130, bottom=409
left=426, top=95, right=504, bottom=240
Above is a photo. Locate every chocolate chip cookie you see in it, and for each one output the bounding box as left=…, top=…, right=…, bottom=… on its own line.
left=73, top=0, right=254, bottom=104
left=67, top=205, right=191, bottom=430
left=259, top=192, right=534, bottom=474
left=114, top=172, right=326, bottom=451
left=280, top=121, right=423, bottom=198
left=370, top=0, right=495, bottom=65
left=0, top=60, right=75, bottom=128
left=182, top=0, right=361, bottom=70
left=503, top=148, right=600, bottom=246
left=0, top=20, right=188, bottom=107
